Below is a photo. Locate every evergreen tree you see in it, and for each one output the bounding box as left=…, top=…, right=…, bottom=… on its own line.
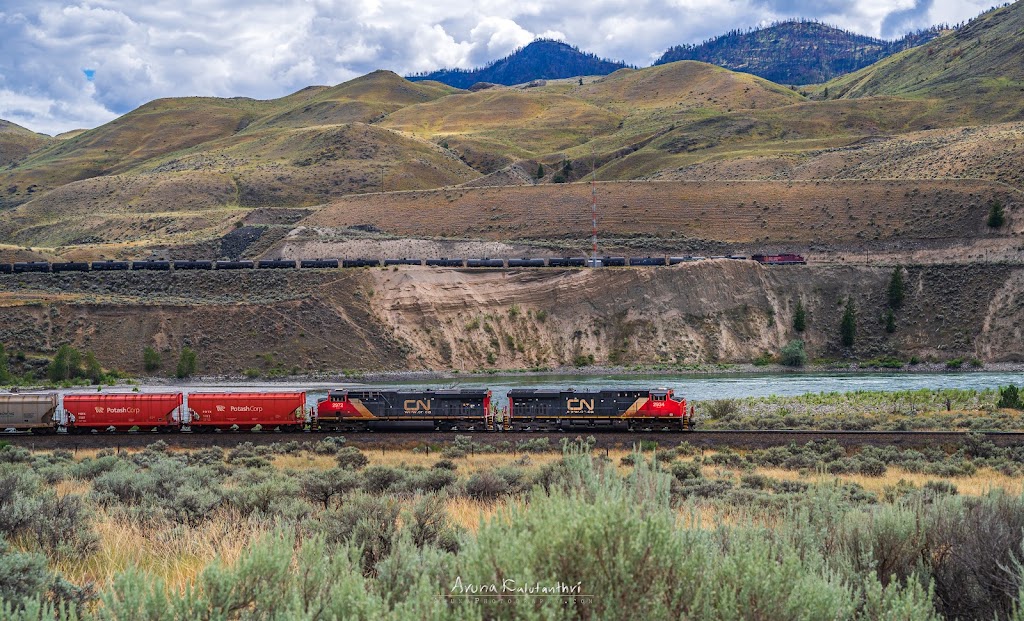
left=884, top=309, right=896, bottom=334
left=176, top=347, right=197, bottom=379
left=840, top=299, right=856, bottom=348
left=536, top=163, right=544, bottom=178
left=793, top=300, right=806, bottom=333
left=887, top=266, right=905, bottom=309
left=987, top=200, right=1005, bottom=228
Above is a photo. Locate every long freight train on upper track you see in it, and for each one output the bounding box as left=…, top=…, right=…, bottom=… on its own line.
left=1, top=388, right=694, bottom=434
left=0, top=254, right=804, bottom=275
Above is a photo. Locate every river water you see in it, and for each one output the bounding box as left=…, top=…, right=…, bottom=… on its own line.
left=149, top=371, right=1024, bottom=409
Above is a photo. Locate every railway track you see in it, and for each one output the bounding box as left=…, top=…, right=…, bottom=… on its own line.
left=4, top=429, right=1024, bottom=452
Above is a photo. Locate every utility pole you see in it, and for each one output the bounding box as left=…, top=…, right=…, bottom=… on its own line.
left=380, top=166, right=385, bottom=194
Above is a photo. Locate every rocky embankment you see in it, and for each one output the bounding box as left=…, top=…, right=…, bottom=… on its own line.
left=0, top=260, right=1020, bottom=375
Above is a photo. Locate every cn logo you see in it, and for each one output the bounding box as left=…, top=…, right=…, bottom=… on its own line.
left=403, top=399, right=431, bottom=413
left=567, top=399, right=595, bottom=413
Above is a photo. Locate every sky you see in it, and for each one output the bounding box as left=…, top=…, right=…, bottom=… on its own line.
left=0, top=0, right=999, bottom=136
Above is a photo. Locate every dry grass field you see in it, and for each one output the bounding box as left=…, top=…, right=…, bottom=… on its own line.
left=302, top=179, right=1020, bottom=246
left=32, top=441, right=1024, bottom=593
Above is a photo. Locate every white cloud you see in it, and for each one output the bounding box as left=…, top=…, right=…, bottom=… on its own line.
left=0, top=0, right=997, bottom=135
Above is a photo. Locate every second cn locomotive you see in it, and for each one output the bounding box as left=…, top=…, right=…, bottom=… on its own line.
left=316, top=387, right=692, bottom=432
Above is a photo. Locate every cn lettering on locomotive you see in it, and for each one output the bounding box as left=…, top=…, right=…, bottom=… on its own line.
left=403, top=399, right=431, bottom=413
left=566, top=398, right=595, bottom=413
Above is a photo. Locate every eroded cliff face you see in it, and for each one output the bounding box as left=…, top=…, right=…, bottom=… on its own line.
left=366, top=261, right=1022, bottom=369
left=0, top=261, right=1019, bottom=375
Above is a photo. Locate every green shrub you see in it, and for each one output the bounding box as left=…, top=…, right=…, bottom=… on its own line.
left=362, top=466, right=406, bottom=494
left=301, top=468, right=359, bottom=509
left=335, top=446, right=369, bottom=470
left=82, top=352, right=103, bottom=384
left=175, top=346, right=197, bottom=379
left=47, top=345, right=82, bottom=382
left=654, top=449, right=677, bottom=463
left=670, top=461, right=703, bottom=483
left=224, top=469, right=308, bottom=520
left=404, top=494, right=461, bottom=553
left=922, top=480, right=958, bottom=497
left=312, top=437, right=346, bottom=455
left=317, top=494, right=399, bottom=575
left=432, top=459, right=457, bottom=471
left=572, top=353, right=595, bottom=367
left=997, top=385, right=1023, bottom=410
left=401, top=468, right=457, bottom=494
left=856, top=457, right=887, bottom=477
left=779, top=339, right=807, bottom=367
left=703, top=399, right=739, bottom=419
left=464, top=472, right=510, bottom=500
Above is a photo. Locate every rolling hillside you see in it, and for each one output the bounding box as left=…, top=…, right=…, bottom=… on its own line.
left=823, top=1, right=1024, bottom=116
left=0, top=1, right=1022, bottom=263
left=0, top=119, right=52, bottom=166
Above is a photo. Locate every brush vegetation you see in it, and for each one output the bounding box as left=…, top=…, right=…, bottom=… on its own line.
left=4, top=434, right=1024, bottom=619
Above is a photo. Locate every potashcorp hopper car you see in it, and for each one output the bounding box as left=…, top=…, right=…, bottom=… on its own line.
left=0, top=393, right=58, bottom=432
left=507, top=388, right=692, bottom=431
left=59, top=393, right=184, bottom=432
left=188, top=392, right=306, bottom=431
left=317, top=389, right=493, bottom=431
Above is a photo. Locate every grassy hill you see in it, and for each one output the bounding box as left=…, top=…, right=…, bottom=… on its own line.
left=822, top=1, right=1024, bottom=121
left=300, top=179, right=1020, bottom=252
left=0, top=119, right=52, bottom=166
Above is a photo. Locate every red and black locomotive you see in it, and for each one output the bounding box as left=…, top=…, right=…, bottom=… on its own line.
left=317, top=389, right=494, bottom=431
left=316, top=387, right=692, bottom=432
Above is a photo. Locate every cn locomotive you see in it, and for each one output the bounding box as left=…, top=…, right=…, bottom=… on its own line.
left=0, top=387, right=694, bottom=434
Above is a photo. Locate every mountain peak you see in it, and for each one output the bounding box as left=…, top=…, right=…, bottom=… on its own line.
left=656, top=20, right=943, bottom=85
left=408, top=39, right=631, bottom=89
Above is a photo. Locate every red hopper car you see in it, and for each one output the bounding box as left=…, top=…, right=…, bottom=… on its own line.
left=62, top=393, right=184, bottom=432
left=188, top=392, right=307, bottom=431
